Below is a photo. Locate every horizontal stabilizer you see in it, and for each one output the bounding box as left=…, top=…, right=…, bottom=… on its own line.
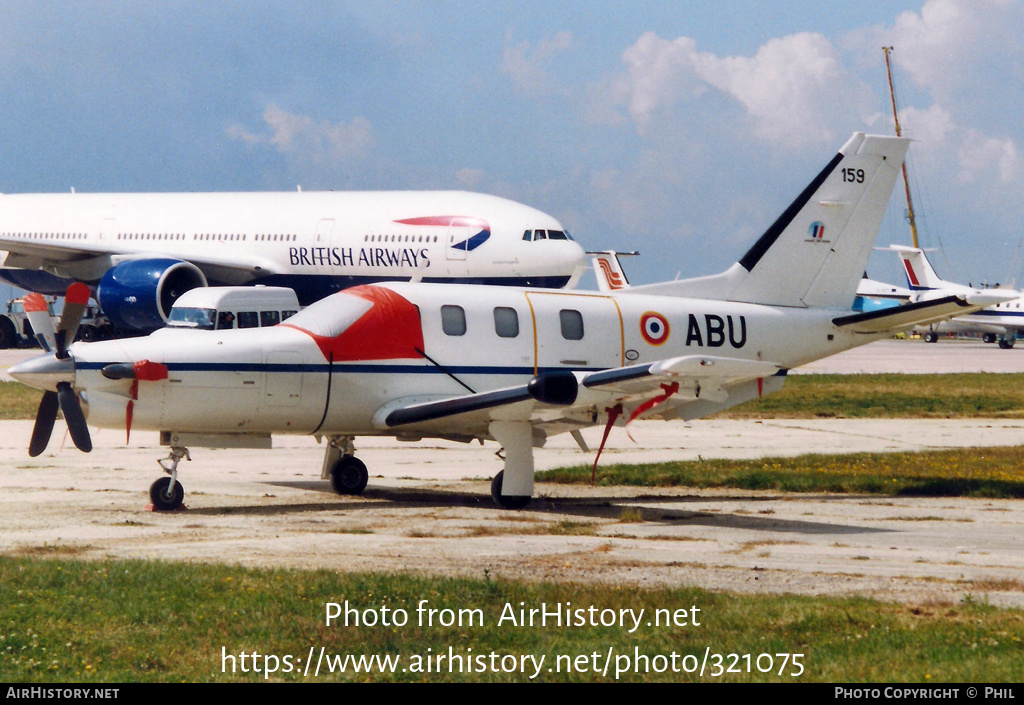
left=832, top=290, right=1015, bottom=334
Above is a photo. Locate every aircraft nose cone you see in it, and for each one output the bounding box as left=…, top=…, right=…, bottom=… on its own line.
left=9, top=353, right=75, bottom=392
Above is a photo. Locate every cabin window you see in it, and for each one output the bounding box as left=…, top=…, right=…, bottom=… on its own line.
left=441, top=305, right=467, bottom=336
left=560, top=309, right=584, bottom=340
left=217, top=311, right=236, bottom=329
left=261, top=310, right=281, bottom=327
left=494, top=307, right=519, bottom=338
left=282, top=310, right=297, bottom=321
left=237, top=311, right=259, bottom=329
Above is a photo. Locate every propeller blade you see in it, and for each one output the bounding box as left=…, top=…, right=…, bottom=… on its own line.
left=56, top=382, right=92, bottom=453
left=23, top=293, right=57, bottom=353
left=29, top=390, right=60, bottom=457
left=55, top=282, right=92, bottom=359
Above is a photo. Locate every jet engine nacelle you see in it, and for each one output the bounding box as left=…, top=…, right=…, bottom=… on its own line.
left=96, top=258, right=208, bottom=332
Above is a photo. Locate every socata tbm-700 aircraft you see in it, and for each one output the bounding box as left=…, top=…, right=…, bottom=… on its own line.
left=11, top=132, right=1010, bottom=509
left=0, top=190, right=585, bottom=334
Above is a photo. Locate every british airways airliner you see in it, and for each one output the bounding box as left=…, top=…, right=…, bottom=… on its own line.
left=0, top=190, right=586, bottom=332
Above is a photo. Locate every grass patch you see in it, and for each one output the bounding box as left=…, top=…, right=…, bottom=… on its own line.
left=0, top=381, right=47, bottom=420
left=1, top=556, right=1022, bottom=682
left=539, top=446, right=1024, bottom=498
left=722, top=373, right=1024, bottom=418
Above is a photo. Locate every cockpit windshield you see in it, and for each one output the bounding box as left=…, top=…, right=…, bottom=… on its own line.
left=166, top=307, right=216, bottom=330
left=522, top=229, right=573, bottom=242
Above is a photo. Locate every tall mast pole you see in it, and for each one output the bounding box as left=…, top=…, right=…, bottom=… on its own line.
left=885, top=46, right=919, bottom=249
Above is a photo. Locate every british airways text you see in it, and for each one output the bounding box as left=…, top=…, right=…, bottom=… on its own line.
left=289, top=247, right=431, bottom=269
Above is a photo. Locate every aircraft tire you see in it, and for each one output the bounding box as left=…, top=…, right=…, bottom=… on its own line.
left=150, top=477, right=184, bottom=511
left=330, top=456, right=368, bottom=495
left=923, top=331, right=938, bottom=343
left=490, top=471, right=531, bottom=510
left=999, top=339, right=1015, bottom=350
left=983, top=333, right=997, bottom=344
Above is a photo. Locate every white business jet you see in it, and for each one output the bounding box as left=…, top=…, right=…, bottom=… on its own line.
left=885, top=245, right=1024, bottom=348
left=11, top=133, right=1009, bottom=510
left=0, top=190, right=585, bottom=333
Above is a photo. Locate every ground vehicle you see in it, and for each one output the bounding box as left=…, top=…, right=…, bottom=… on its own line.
left=0, top=297, right=111, bottom=348
left=0, top=297, right=52, bottom=348
left=165, top=286, right=301, bottom=330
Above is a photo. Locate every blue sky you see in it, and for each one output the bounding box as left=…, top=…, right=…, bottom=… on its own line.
left=0, top=0, right=1021, bottom=289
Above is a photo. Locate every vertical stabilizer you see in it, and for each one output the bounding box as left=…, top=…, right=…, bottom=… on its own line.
left=590, top=251, right=636, bottom=292
left=627, top=132, right=909, bottom=309
left=886, top=245, right=964, bottom=292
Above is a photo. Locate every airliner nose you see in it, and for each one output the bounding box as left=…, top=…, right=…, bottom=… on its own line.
left=9, top=353, right=75, bottom=393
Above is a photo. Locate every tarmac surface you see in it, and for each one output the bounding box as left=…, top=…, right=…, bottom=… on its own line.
left=3, top=337, right=1024, bottom=607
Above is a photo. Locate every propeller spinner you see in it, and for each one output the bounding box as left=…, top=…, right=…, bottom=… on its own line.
left=15, top=283, right=94, bottom=455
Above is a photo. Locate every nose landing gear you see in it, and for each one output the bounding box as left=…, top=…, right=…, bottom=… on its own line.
left=150, top=446, right=190, bottom=511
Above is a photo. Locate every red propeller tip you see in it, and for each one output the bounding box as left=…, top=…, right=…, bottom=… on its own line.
left=65, top=282, right=91, bottom=305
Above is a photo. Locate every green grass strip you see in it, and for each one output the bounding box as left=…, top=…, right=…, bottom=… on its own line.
left=539, top=446, right=1024, bottom=498
left=2, top=556, right=1022, bottom=682
left=723, top=373, right=1024, bottom=418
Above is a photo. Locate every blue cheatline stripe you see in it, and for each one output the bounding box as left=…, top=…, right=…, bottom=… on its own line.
left=76, top=361, right=607, bottom=376
left=240, top=273, right=573, bottom=305
left=972, top=309, right=1024, bottom=319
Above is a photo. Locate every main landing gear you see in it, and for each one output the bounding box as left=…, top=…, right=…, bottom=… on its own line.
left=322, top=436, right=369, bottom=496
left=150, top=446, right=190, bottom=511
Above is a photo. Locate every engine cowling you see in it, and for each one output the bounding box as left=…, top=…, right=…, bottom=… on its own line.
left=96, top=259, right=207, bottom=332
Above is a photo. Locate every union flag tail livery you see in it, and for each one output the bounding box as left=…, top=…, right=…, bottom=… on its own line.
left=13, top=132, right=1007, bottom=509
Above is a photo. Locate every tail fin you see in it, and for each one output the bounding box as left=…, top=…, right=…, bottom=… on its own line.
left=628, top=132, right=909, bottom=309
left=882, top=245, right=965, bottom=292
left=590, top=251, right=637, bottom=292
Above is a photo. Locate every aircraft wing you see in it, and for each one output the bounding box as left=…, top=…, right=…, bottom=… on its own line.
left=832, top=290, right=1017, bottom=334
left=0, top=240, right=279, bottom=282
left=378, top=355, right=785, bottom=440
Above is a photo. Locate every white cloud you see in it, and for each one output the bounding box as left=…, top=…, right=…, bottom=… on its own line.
left=228, top=104, right=376, bottom=167
left=874, top=0, right=1018, bottom=100
left=502, top=30, right=574, bottom=96
left=957, top=130, right=1019, bottom=184
left=596, top=31, right=872, bottom=149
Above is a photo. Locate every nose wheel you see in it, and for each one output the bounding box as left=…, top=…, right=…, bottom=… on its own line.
left=150, top=447, right=190, bottom=511
left=150, top=476, right=185, bottom=511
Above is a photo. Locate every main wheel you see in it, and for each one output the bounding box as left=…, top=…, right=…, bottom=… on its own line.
left=490, top=471, right=531, bottom=509
left=330, top=456, right=368, bottom=495
left=923, top=331, right=939, bottom=343
left=150, top=477, right=184, bottom=511
left=999, top=338, right=1015, bottom=349
left=983, top=333, right=997, bottom=344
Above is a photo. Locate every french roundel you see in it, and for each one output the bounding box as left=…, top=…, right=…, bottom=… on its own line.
left=640, top=312, right=670, bottom=345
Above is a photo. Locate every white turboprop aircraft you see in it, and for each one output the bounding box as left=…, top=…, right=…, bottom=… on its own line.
left=885, top=245, right=1024, bottom=348
left=0, top=190, right=586, bottom=333
left=11, top=133, right=1010, bottom=510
